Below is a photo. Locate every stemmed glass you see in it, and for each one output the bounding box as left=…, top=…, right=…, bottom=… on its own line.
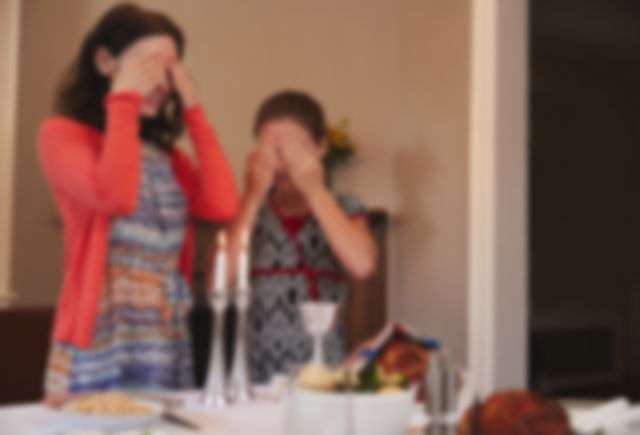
left=299, top=301, right=339, bottom=366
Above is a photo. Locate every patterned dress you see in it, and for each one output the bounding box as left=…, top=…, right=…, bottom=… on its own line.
left=248, top=194, right=366, bottom=384
left=45, top=146, right=193, bottom=394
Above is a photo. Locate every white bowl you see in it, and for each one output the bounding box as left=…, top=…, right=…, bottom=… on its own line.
left=285, top=387, right=415, bottom=435
left=58, top=397, right=163, bottom=431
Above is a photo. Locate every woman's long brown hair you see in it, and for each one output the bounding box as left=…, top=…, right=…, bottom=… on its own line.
left=55, top=3, right=185, bottom=151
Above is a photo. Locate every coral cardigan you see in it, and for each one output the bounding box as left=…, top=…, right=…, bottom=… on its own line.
left=38, top=91, right=238, bottom=348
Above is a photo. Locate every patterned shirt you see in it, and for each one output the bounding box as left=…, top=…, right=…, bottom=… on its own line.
left=247, top=193, right=366, bottom=383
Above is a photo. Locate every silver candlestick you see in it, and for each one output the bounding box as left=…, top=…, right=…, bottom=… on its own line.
left=202, top=232, right=229, bottom=408
left=228, top=287, right=252, bottom=402
left=228, top=230, right=253, bottom=403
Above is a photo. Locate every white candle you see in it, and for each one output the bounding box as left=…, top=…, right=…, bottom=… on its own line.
left=237, top=229, right=250, bottom=291
left=213, top=231, right=227, bottom=293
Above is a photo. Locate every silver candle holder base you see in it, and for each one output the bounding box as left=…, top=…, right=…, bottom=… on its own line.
left=228, top=287, right=253, bottom=403
left=201, top=291, right=230, bottom=408
left=202, top=229, right=253, bottom=408
left=201, top=288, right=254, bottom=407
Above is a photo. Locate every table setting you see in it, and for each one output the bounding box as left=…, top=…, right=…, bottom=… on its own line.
left=0, top=230, right=431, bottom=434
left=2, top=231, right=640, bottom=435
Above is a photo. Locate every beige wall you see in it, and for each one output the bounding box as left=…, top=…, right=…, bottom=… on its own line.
left=11, top=0, right=89, bottom=307
left=389, top=0, right=470, bottom=362
left=11, top=0, right=470, bottom=361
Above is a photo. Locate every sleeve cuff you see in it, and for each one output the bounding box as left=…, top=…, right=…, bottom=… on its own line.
left=182, top=103, right=206, bottom=124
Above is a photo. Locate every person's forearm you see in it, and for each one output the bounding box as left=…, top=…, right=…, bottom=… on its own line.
left=96, top=91, right=143, bottom=214
left=306, top=187, right=377, bottom=280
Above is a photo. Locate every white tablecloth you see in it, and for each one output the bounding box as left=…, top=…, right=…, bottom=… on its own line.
left=0, top=391, right=286, bottom=435
left=0, top=391, right=427, bottom=435
left=9, top=392, right=639, bottom=435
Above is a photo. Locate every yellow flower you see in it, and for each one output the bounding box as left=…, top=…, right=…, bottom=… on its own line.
left=327, top=117, right=357, bottom=154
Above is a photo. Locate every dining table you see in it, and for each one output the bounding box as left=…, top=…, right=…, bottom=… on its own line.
left=4, top=390, right=638, bottom=434
left=0, top=389, right=428, bottom=435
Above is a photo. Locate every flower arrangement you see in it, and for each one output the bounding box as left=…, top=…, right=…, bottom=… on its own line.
left=324, top=117, right=357, bottom=170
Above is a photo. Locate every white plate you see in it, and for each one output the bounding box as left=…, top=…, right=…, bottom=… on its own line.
left=57, top=397, right=164, bottom=431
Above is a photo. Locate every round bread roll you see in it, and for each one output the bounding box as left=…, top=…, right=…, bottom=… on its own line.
left=298, top=362, right=336, bottom=391
left=458, top=390, right=572, bottom=435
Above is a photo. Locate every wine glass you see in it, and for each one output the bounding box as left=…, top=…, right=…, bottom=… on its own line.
left=299, top=301, right=339, bottom=366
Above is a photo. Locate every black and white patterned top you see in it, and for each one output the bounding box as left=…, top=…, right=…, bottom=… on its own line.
left=247, top=193, right=367, bottom=383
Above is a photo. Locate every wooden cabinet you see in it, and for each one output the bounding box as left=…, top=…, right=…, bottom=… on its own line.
left=345, top=209, right=388, bottom=351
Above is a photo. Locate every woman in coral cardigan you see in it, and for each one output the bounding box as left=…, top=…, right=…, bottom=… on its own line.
left=39, top=4, right=238, bottom=396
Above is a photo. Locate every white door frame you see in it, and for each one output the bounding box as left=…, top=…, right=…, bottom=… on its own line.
left=0, top=0, right=21, bottom=308
left=467, top=0, right=528, bottom=396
